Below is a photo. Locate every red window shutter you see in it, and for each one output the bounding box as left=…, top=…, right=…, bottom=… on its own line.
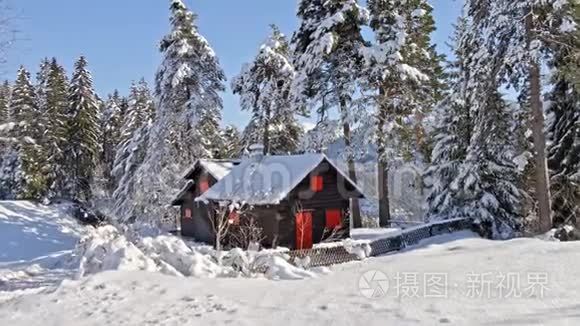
left=184, top=208, right=192, bottom=219
left=228, top=211, right=240, bottom=225
left=325, top=209, right=342, bottom=229
left=310, top=175, right=323, bottom=192
left=199, top=179, right=210, bottom=193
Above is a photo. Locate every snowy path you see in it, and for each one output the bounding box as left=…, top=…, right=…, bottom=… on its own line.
left=1, top=233, right=579, bottom=326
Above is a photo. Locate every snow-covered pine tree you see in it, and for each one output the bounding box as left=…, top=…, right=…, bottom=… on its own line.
left=0, top=81, right=10, bottom=125
left=153, top=0, right=226, bottom=161
left=233, top=25, right=304, bottom=155
left=0, top=80, right=19, bottom=199
left=111, top=80, right=155, bottom=193
left=300, top=118, right=343, bottom=153
left=425, top=15, right=474, bottom=221
left=119, top=0, right=226, bottom=224
left=547, top=79, right=579, bottom=227
left=43, top=58, right=70, bottom=197
left=291, top=0, right=368, bottom=227
left=0, top=150, right=23, bottom=199
left=218, top=124, right=242, bottom=159
left=117, top=80, right=153, bottom=150
left=9, top=67, right=35, bottom=128
left=452, top=89, right=524, bottom=238
left=65, top=56, right=100, bottom=201
left=269, top=112, right=304, bottom=155
left=363, top=0, right=443, bottom=226
left=99, top=90, right=123, bottom=192
left=547, top=10, right=580, bottom=227
left=35, top=58, right=51, bottom=113
left=112, top=123, right=152, bottom=221
left=467, top=0, right=578, bottom=232
left=9, top=66, right=48, bottom=199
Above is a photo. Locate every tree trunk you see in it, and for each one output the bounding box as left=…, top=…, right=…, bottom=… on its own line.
left=339, top=99, right=362, bottom=228
left=526, top=13, right=553, bottom=232
left=263, top=106, right=270, bottom=155
left=377, top=89, right=391, bottom=228
left=377, top=158, right=391, bottom=227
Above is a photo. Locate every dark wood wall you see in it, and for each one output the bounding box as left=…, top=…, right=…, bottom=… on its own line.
left=180, top=170, right=217, bottom=243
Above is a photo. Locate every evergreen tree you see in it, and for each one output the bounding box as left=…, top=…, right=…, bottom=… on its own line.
left=269, top=112, right=304, bottom=154
left=219, top=124, right=242, bottom=159
left=118, top=0, right=226, bottom=223
left=466, top=0, right=578, bottom=231
left=0, top=81, right=10, bottom=125
left=36, top=58, right=51, bottom=112
left=453, top=90, right=524, bottom=238
left=364, top=0, right=444, bottom=226
left=547, top=10, right=580, bottom=227
left=43, top=58, right=70, bottom=197
left=100, top=90, right=123, bottom=192
left=0, top=151, right=23, bottom=199
left=547, top=79, right=579, bottom=227
left=153, top=0, right=226, bottom=161
left=9, top=66, right=48, bottom=198
left=112, top=80, right=155, bottom=190
left=112, top=123, right=152, bottom=221
left=425, top=16, right=473, bottom=221
left=65, top=56, right=100, bottom=200
left=9, top=67, right=36, bottom=126
left=233, top=25, right=305, bottom=155
left=291, top=0, right=368, bottom=227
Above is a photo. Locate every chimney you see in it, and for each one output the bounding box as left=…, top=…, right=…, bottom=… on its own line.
left=249, top=144, right=265, bottom=160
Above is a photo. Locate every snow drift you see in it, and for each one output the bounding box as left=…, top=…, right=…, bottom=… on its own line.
left=75, top=224, right=317, bottom=281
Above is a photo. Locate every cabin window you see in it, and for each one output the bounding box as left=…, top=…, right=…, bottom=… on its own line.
left=228, top=211, right=240, bottom=225
left=199, top=179, right=210, bottom=193
left=325, top=209, right=342, bottom=229
left=310, top=175, right=323, bottom=192
left=184, top=208, right=192, bottom=219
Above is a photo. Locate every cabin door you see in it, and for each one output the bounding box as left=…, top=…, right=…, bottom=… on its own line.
left=295, top=211, right=313, bottom=250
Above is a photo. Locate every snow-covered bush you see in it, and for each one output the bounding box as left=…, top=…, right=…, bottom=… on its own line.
left=343, top=239, right=372, bottom=260
left=75, top=226, right=161, bottom=278
left=139, top=235, right=223, bottom=278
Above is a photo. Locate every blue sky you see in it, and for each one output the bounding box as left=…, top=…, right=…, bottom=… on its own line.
left=6, top=0, right=462, bottom=127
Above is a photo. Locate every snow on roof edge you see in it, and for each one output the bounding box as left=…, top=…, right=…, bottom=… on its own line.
left=171, top=180, right=195, bottom=206
left=181, top=159, right=240, bottom=180
left=198, top=153, right=365, bottom=205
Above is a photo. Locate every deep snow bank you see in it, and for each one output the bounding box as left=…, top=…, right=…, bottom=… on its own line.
left=75, top=225, right=317, bottom=280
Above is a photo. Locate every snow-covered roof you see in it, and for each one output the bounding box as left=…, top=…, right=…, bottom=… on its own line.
left=182, top=159, right=240, bottom=180
left=173, top=160, right=240, bottom=205
left=171, top=180, right=195, bottom=206
left=197, top=153, right=364, bottom=205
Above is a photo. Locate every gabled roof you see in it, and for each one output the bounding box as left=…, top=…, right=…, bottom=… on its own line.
left=171, top=180, right=195, bottom=206
left=197, top=153, right=364, bottom=205
left=182, top=159, right=240, bottom=180
left=172, top=159, right=240, bottom=206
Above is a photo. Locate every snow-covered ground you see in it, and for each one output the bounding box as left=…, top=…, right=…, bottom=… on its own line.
left=0, top=201, right=86, bottom=292
left=351, top=227, right=401, bottom=241
left=2, top=233, right=580, bottom=325
left=1, top=201, right=579, bottom=325
left=0, top=201, right=85, bottom=262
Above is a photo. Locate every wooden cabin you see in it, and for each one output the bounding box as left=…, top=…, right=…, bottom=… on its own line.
left=171, top=159, right=240, bottom=242
left=195, top=153, right=365, bottom=250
